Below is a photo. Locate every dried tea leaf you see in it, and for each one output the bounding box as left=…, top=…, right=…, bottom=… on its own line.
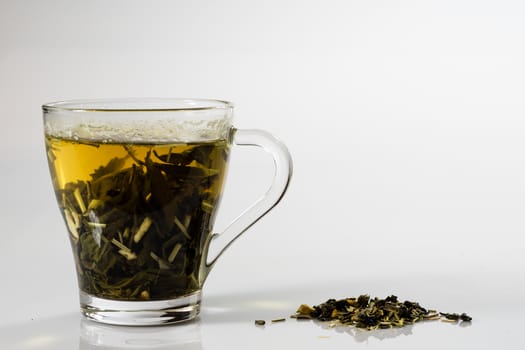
left=296, top=304, right=315, bottom=315
left=292, top=295, right=473, bottom=331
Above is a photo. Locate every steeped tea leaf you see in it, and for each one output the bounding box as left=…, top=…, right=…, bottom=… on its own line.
left=46, top=137, right=230, bottom=301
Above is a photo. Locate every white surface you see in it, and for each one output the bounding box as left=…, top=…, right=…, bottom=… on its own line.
left=1, top=276, right=524, bottom=349
left=1, top=0, right=525, bottom=349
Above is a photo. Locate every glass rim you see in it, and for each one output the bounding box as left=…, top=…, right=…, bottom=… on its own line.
left=42, top=98, right=234, bottom=113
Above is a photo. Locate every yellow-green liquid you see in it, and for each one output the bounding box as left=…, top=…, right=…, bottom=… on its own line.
left=46, top=135, right=229, bottom=300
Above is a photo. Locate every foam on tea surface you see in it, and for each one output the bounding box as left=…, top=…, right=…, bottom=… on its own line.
left=44, top=118, right=232, bottom=144
left=43, top=98, right=233, bottom=143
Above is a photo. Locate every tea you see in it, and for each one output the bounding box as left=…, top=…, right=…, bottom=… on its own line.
left=45, top=135, right=229, bottom=301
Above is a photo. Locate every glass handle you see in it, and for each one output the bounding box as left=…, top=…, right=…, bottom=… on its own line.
left=202, top=129, right=293, bottom=276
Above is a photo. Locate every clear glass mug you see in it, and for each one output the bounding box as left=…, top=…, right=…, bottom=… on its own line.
left=43, top=99, right=292, bottom=326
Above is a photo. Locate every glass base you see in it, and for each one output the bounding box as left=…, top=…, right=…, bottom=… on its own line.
left=79, top=290, right=201, bottom=326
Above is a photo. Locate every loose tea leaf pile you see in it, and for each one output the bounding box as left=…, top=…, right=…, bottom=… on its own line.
left=291, top=295, right=472, bottom=330
left=46, top=136, right=229, bottom=301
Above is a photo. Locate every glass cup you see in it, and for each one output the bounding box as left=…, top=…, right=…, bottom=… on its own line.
left=43, top=98, right=292, bottom=326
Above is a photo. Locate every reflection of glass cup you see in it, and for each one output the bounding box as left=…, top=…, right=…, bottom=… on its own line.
left=80, top=318, right=202, bottom=349
left=43, top=99, right=292, bottom=326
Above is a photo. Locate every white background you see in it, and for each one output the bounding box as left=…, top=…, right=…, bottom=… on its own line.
left=1, top=0, right=525, bottom=349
